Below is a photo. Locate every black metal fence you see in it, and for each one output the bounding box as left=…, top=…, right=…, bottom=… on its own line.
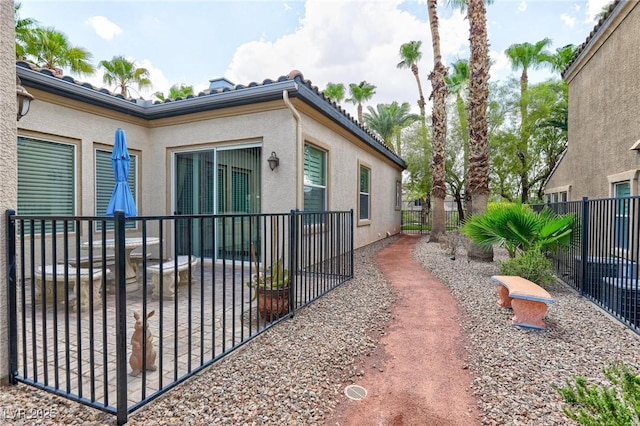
left=6, top=209, right=353, bottom=425
left=401, top=201, right=463, bottom=234
left=537, top=197, right=640, bottom=332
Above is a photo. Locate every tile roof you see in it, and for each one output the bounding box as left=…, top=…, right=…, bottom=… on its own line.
left=16, top=61, right=403, bottom=168
left=561, top=0, right=622, bottom=79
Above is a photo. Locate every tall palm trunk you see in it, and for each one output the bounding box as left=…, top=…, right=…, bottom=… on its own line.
left=455, top=92, right=469, bottom=219
left=466, top=0, right=493, bottom=261
left=412, top=63, right=427, bottom=122
left=427, top=0, right=447, bottom=242
left=518, top=69, right=529, bottom=203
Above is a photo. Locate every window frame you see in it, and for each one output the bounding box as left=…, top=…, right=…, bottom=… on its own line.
left=17, top=135, right=77, bottom=233
left=613, top=180, right=631, bottom=251
left=358, top=162, right=371, bottom=225
left=303, top=143, right=327, bottom=212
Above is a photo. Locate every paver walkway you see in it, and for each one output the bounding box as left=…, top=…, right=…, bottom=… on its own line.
left=326, top=234, right=480, bottom=425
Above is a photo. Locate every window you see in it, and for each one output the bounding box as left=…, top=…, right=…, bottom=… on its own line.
left=614, top=181, right=630, bottom=250
left=395, top=180, right=402, bottom=210
left=18, top=137, right=76, bottom=232
left=96, top=148, right=137, bottom=229
left=359, top=165, right=371, bottom=221
left=303, top=144, right=326, bottom=211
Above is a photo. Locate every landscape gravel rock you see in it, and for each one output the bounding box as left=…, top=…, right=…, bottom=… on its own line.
left=1, top=234, right=639, bottom=425
left=414, top=237, right=640, bottom=425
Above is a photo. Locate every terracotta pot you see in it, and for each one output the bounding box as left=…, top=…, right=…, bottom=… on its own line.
left=257, top=287, right=290, bottom=320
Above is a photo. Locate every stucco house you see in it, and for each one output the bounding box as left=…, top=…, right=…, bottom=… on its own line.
left=16, top=62, right=405, bottom=260
left=544, top=0, right=640, bottom=202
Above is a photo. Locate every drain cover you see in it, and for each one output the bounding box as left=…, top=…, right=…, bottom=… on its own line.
left=344, top=384, right=368, bottom=400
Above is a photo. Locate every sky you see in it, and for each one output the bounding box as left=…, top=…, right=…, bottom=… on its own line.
left=18, top=0, right=612, bottom=117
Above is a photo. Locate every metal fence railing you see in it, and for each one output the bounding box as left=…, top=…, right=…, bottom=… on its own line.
left=401, top=204, right=463, bottom=235
left=535, top=197, right=640, bottom=332
left=6, top=209, right=353, bottom=425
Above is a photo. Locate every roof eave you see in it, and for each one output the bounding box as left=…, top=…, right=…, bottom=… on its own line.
left=294, top=82, right=406, bottom=169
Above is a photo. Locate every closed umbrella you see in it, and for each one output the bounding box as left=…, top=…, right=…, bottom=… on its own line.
left=106, top=128, right=137, bottom=217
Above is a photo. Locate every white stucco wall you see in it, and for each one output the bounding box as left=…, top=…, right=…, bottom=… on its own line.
left=1, top=0, right=18, bottom=384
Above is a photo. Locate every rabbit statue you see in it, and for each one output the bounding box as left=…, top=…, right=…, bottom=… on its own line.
left=129, top=310, right=158, bottom=377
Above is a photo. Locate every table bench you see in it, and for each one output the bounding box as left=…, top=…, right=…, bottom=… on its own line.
left=34, top=265, right=103, bottom=312
left=147, top=255, right=198, bottom=300
left=491, top=275, right=554, bottom=330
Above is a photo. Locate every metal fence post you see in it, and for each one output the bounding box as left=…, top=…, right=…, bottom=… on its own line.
left=289, top=210, right=297, bottom=318
left=6, top=209, right=17, bottom=384
left=114, top=211, right=128, bottom=425
left=580, top=197, right=589, bottom=296
left=349, top=209, right=354, bottom=278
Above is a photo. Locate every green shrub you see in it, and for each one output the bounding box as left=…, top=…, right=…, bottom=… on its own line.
left=460, top=202, right=575, bottom=258
left=555, top=361, right=640, bottom=425
left=499, top=249, right=555, bottom=287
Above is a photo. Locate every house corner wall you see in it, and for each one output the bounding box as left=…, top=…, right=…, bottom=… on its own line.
left=0, top=1, right=18, bottom=384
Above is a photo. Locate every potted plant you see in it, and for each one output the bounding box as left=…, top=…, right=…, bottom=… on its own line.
left=246, top=246, right=290, bottom=320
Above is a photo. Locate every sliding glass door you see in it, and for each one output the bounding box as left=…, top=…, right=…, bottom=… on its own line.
left=174, top=146, right=262, bottom=260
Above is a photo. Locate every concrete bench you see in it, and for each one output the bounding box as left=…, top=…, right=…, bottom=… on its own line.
left=130, top=251, right=151, bottom=275
left=34, top=265, right=103, bottom=312
left=147, top=255, right=198, bottom=300
left=491, top=275, right=554, bottom=330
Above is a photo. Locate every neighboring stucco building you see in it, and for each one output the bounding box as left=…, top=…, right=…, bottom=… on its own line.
left=544, top=0, right=640, bottom=201
left=16, top=62, right=405, bottom=256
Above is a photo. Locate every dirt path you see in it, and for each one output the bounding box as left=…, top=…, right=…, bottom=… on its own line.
left=325, top=235, right=481, bottom=426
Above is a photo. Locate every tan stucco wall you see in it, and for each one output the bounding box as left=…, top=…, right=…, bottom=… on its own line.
left=17, top=86, right=401, bottom=251
left=300, top=112, right=402, bottom=248
left=1, top=0, right=18, bottom=384
left=546, top=2, right=640, bottom=200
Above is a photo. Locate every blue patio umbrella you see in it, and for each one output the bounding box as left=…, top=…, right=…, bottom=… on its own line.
left=106, top=128, right=137, bottom=217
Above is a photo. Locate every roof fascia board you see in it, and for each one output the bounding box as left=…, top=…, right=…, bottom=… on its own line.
left=17, top=66, right=148, bottom=118
left=294, top=82, right=406, bottom=169
left=563, top=1, right=633, bottom=84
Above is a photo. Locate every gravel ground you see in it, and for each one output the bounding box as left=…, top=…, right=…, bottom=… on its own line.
left=1, top=234, right=639, bottom=425
left=414, top=236, right=640, bottom=425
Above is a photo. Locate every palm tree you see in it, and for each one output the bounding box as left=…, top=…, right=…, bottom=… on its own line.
left=445, top=58, right=470, bottom=216
left=14, top=2, right=38, bottom=60
left=504, top=38, right=552, bottom=203
left=364, top=102, right=419, bottom=155
left=549, top=44, right=578, bottom=74
left=154, top=83, right=194, bottom=101
left=99, top=55, right=152, bottom=98
left=449, top=0, right=494, bottom=261
left=23, top=27, right=94, bottom=76
left=427, top=0, right=448, bottom=242
left=323, top=82, right=345, bottom=103
left=346, top=81, right=376, bottom=124
left=397, top=41, right=427, bottom=121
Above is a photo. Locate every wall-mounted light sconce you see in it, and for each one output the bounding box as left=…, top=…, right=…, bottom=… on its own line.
left=267, top=151, right=280, bottom=171
left=16, top=76, right=34, bottom=121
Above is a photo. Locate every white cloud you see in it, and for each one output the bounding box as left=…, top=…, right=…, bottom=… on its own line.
left=225, top=0, right=468, bottom=117
left=86, top=16, right=122, bottom=41
left=517, top=0, right=527, bottom=13
left=585, top=0, right=613, bottom=23
left=488, top=49, right=512, bottom=82
left=560, top=13, right=576, bottom=28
